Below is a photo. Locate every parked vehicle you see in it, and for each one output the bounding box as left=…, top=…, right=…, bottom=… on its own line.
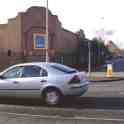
left=0, top=62, right=89, bottom=106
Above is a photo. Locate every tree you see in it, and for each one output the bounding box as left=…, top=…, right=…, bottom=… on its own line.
left=91, top=38, right=112, bottom=69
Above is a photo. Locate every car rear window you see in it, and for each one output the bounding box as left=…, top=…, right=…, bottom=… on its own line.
left=50, top=64, right=78, bottom=74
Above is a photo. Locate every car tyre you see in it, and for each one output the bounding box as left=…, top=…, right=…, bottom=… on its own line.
left=43, top=88, right=62, bottom=106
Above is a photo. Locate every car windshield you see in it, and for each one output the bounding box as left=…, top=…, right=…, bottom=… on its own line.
left=50, top=64, right=78, bottom=74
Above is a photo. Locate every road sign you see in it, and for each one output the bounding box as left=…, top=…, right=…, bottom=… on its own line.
left=33, top=33, right=45, bottom=49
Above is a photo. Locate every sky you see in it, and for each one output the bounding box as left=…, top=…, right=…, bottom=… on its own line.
left=0, top=0, right=124, bottom=48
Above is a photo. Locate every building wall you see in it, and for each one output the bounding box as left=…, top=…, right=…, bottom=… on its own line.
left=0, top=6, right=79, bottom=69
left=0, top=15, right=23, bottom=69
left=0, top=17, right=22, bottom=51
left=59, top=29, right=79, bottom=54
left=21, top=7, right=61, bottom=55
left=0, top=24, right=8, bottom=49
left=19, top=6, right=79, bottom=62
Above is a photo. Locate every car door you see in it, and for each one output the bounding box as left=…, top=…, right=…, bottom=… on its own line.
left=0, top=66, right=24, bottom=97
left=15, top=65, right=48, bottom=98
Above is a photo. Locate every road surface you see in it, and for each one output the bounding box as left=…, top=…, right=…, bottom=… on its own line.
left=0, top=80, right=123, bottom=123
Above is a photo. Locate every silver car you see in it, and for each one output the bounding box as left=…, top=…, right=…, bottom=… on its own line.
left=0, top=62, right=89, bottom=105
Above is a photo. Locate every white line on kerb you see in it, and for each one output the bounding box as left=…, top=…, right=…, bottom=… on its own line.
left=0, top=111, right=124, bottom=122
left=75, top=117, right=124, bottom=121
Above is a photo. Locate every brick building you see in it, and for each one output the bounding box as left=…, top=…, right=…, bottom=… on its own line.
left=0, top=6, right=79, bottom=69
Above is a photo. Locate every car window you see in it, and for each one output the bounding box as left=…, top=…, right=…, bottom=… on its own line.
left=40, top=69, right=48, bottom=77
left=21, top=65, right=47, bottom=77
left=2, top=66, right=24, bottom=79
left=50, top=64, right=78, bottom=74
left=21, top=65, right=41, bottom=77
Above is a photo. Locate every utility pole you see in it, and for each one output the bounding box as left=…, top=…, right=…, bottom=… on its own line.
left=45, top=0, right=49, bottom=62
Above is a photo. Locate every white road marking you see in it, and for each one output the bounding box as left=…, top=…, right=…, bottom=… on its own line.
left=0, top=111, right=124, bottom=122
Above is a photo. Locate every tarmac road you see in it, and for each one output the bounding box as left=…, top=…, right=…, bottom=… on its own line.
left=0, top=80, right=124, bottom=123
left=87, top=80, right=124, bottom=97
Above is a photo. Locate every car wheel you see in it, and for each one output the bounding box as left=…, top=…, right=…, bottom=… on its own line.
left=43, top=88, right=62, bottom=106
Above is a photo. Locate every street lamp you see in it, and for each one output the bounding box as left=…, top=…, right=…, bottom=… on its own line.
left=88, top=41, right=91, bottom=77
left=45, top=0, right=49, bottom=62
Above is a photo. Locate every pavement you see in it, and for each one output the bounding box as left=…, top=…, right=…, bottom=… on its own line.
left=88, top=72, right=124, bottom=82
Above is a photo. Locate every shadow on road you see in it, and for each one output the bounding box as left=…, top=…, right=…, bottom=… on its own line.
left=0, top=98, right=43, bottom=106
left=0, top=97, right=124, bottom=110
left=63, top=97, right=124, bottom=110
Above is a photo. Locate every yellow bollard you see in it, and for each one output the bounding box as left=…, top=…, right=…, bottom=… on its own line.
left=106, top=64, right=113, bottom=78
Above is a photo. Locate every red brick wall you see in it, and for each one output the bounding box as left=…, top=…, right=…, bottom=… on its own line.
left=0, top=6, right=79, bottom=67
left=21, top=7, right=79, bottom=58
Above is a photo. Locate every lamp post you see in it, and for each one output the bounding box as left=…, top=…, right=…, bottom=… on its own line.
left=88, top=41, right=91, bottom=77
left=45, top=0, right=49, bottom=62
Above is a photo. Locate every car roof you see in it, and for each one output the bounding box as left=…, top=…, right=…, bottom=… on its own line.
left=11, top=62, right=62, bottom=68
left=13, top=62, right=52, bottom=66
left=0, top=62, right=61, bottom=74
